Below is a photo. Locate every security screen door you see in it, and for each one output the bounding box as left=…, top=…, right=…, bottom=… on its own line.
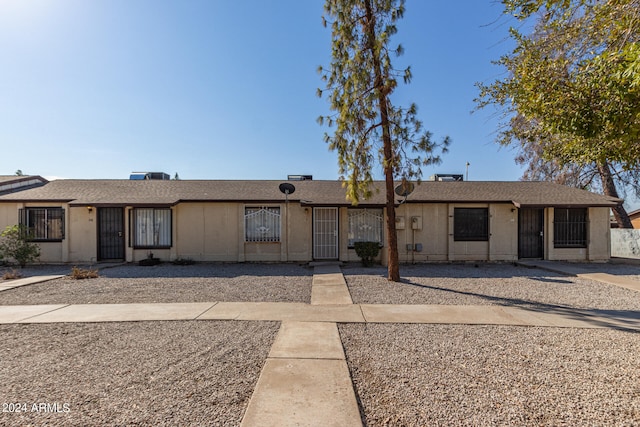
left=313, top=207, right=338, bottom=259
left=98, top=207, right=124, bottom=260
left=518, top=208, right=544, bottom=259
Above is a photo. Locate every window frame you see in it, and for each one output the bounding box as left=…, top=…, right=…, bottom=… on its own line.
left=554, top=207, right=588, bottom=248
left=244, top=206, right=281, bottom=243
left=130, top=207, right=173, bottom=249
left=19, top=207, right=65, bottom=242
left=453, top=207, right=489, bottom=242
left=347, top=208, right=384, bottom=248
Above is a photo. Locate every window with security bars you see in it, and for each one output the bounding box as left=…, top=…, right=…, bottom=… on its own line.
left=132, top=208, right=172, bottom=248
left=348, top=208, right=383, bottom=247
left=19, top=207, right=65, bottom=241
left=554, top=208, right=587, bottom=248
left=245, top=207, right=281, bottom=242
left=454, top=208, right=489, bottom=241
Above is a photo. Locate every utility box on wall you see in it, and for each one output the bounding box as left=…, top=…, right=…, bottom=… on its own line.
left=411, top=216, right=422, bottom=230
left=406, top=243, right=424, bottom=252
left=396, top=216, right=405, bottom=230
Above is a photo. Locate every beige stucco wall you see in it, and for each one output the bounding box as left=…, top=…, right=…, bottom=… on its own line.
left=397, top=203, right=517, bottom=263
left=174, top=203, right=240, bottom=262
left=395, top=203, right=449, bottom=263
left=68, top=206, right=98, bottom=263
left=0, top=200, right=613, bottom=265
left=344, top=202, right=519, bottom=265
left=447, top=203, right=518, bottom=262
left=587, top=207, right=611, bottom=260
left=546, top=207, right=610, bottom=261
left=448, top=203, right=489, bottom=261
left=489, top=204, right=519, bottom=261
left=0, top=202, right=68, bottom=264
left=173, top=202, right=312, bottom=263
left=283, top=203, right=313, bottom=262
left=0, top=203, right=17, bottom=231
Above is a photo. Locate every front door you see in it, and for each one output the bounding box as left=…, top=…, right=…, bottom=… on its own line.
left=98, top=207, right=124, bottom=260
left=519, top=208, right=544, bottom=259
left=313, top=207, right=338, bottom=259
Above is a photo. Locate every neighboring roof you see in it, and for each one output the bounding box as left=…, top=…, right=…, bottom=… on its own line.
left=0, top=179, right=620, bottom=208
left=0, top=175, right=48, bottom=195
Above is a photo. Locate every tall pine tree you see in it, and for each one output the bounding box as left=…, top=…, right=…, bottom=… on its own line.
left=318, top=0, right=449, bottom=281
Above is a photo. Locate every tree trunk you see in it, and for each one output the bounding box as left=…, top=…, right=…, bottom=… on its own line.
left=363, top=0, right=400, bottom=281
left=597, top=162, right=633, bottom=228
left=383, top=136, right=400, bottom=282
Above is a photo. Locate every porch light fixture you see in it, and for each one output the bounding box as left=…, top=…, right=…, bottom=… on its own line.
left=87, top=206, right=94, bottom=213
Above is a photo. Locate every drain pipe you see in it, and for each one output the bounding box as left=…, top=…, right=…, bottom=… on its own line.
left=412, top=228, right=416, bottom=264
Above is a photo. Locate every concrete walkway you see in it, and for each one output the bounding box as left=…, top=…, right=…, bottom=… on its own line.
left=0, top=275, right=64, bottom=292
left=2, top=261, right=640, bottom=426
left=310, top=264, right=353, bottom=305
left=240, top=321, right=361, bottom=427
left=517, top=260, right=640, bottom=293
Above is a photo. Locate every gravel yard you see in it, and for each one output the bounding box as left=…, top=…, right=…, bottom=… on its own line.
left=340, top=323, right=640, bottom=426
left=0, top=320, right=279, bottom=427
left=0, top=263, right=313, bottom=305
left=2, top=261, right=640, bottom=426
left=344, top=263, right=640, bottom=310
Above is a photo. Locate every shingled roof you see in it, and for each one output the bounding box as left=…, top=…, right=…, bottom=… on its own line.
left=0, top=179, right=619, bottom=208
left=0, top=175, right=48, bottom=195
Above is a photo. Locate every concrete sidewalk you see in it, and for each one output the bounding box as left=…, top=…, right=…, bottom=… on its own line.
left=2, top=301, right=638, bottom=330
left=517, top=260, right=640, bottom=293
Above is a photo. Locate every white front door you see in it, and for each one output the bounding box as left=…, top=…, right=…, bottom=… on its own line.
left=313, top=207, right=338, bottom=259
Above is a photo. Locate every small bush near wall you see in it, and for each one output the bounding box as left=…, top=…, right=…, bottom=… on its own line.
left=354, top=242, right=381, bottom=267
left=172, top=257, right=195, bottom=265
left=2, top=268, right=22, bottom=280
left=70, top=266, right=99, bottom=280
left=0, top=225, right=40, bottom=268
left=139, top=252, right=162, bottom=266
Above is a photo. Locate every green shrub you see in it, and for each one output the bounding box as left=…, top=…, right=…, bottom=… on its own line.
left=0, top=225, right=40, bottom=268
left=353, top=241, right=381, bottom=267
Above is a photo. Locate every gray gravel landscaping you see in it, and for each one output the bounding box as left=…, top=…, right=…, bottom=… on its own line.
left=340, top=323, right=640, bottom=426
left=0, top=263, right=313, bottom=305
left=0, top=320, right=279, bottom=427
left=344, top=263, right=640, bottom=310
left=2, top=261, right=640, bottom=426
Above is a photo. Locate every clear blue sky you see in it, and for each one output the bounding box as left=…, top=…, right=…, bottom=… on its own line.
left=0, top=1, right=539, bottom=184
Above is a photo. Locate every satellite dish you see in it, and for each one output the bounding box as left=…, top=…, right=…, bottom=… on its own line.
left=279, top=183, right=296, bottom=195
left=394, top=181, right=414, bottom=198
